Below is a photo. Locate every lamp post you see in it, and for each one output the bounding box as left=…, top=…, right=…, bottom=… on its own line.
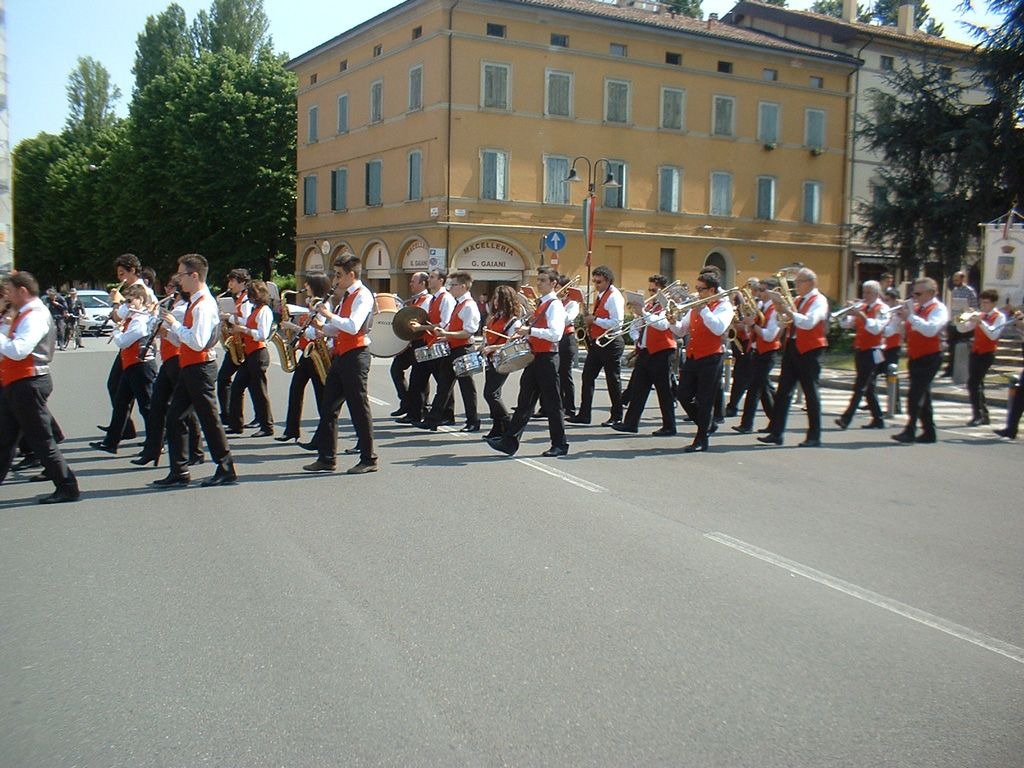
left=564, top=156, right=620, bottom=302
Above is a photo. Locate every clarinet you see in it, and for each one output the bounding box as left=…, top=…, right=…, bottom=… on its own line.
left=138, top=294, right=178, bottom=361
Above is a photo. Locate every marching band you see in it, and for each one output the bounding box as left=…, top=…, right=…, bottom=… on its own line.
left=2, top=252, right=1024, bottom=505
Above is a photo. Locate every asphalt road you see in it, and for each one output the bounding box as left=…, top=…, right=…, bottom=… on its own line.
left=2, top=343, right=1022, bottom=767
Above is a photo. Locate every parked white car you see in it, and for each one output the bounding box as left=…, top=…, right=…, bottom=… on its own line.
left=73, top=290, right=116, bottom=336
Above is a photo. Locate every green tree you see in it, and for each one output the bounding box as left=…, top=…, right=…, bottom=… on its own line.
left=191, top=0, right=273, bottom=60
left=12, top=134, right=68, bottom=284
left=665, top=0, right=702, bottom=18
left=810, top=0, right=873, bottom=21
left=133, top=4, right=194, bottom=94
left=759, top=0, right=788, bottom=6
left=871, top=0, right=943, bottom=35
left=64, top=56, right=122, bottom=141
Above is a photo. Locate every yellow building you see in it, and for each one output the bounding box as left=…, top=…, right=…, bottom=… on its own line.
left=287, top=0, right=857, bottom=300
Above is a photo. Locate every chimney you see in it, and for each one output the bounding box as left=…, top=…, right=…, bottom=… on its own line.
left=708, top=12, right=718, bottom=28
left=841, top=0, right=857, bottom=22
left=897, top=2, right=916, bottom=35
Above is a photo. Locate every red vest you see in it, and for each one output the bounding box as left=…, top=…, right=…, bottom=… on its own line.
left=906, top=302, right=942, bottom=360
left=853, top=301, right=885, bottom=351
left=447, top=298, right=472, bottom=350
left=118, top=316, right=144, bottom=369
left=755, top=304, right=782, bottom=354
left=242, top=305, right=268, bottom=355
left=589, top=289, right=616, bottom=341
left=687, top=300, right=724, bottom=360
left=528, top=299, right=556, bottom=353
left=972, top=311, right=1001, bottom=355
left=179, top=294, right=216, bottom=368
left=794, top=293, right=828, bottom=354
left=333, top=288, right=370, bottom=356
left=884, top=329, right=901, bottom=351
left=641, top=304, right=677, bottom=354
left=0, top=308, right=43, bottom=385
left=160, top=334, right=179, bottom=362
left=424, top=290, right=447, bottom=346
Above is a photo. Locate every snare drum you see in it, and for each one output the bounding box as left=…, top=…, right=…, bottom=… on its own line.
left=452, top=350, right=485, bottom=378
left=494, top=338, right=535, bottom=375
left=414, top=340, right=451, bottom=363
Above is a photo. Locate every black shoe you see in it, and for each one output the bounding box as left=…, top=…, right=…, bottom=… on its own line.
left=440, top=418, right=457, bottom=426
left=130, top=455, right=159, bottom=467
left=344, top=447, right=360, bottom=455
left=390, top=408, right=407, bottom=417
left=486, top=436, right=519, bottom=456
left=861, top=419, right=885, bottom=429
left=12, top=456, right=42, bottom=471
left=834, top=418, right=850, bottom=431
left=652, top=428, right=677, bottom=436
left=611, top=423, right=638, bottom=434
left=916, top=432, right=937, bottom=444
left=966, top=416, right=989, bottom=427
left=891, top=431, right=915, bottom=444
left=274, top=435, right=298, bottom=443
left=201, top=470, right=238, bottom=487
left=798, top=438, right=822, bottom=448
left=224, top=427, right=243, bottom=435
left=542, top=444, right=569, bottom=457
left=188, top=454, right=205, bottom=466
left=38, top=486, right=81, bottom=504
left=757, top=435, right=783, bottom=446
left=566, top=415, right=590, bottom=425
left=395, top=415, right=418, bottom=424
left=29, top=472, right=52, bottom=483
left=89, top=441, right=118, bottom=455
left=152, top=474, right=191, bottom=488
left=346, top=461, right=379, bottom=475
left=413, top=420, right=438, bottom=432
left=245, top=419, right=260, bottom=428
left=303, top=460, right=336, bottom=472
left=484, top=425, right=505, bottom=439
left=725, top=406, right=738, bottom=418
left=683, top=441, right=708, bottom=453
left=299, top=441, right=319, bottom=452
left=756, top=426, right=773, bottom=434
left=708, top=421, right=718, bottom=435
left=994, top=428, right=1017, bottom=439
left=460, top=422, right=481, bottom=433
left=731, top=425, right=752, bottom=434
left=601, top=418, right=622, bottom=427
left=250, top=428, right=274, bottom=438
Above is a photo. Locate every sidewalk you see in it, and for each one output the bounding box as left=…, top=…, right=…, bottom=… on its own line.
left=817, top=366, right=1016, bottom=407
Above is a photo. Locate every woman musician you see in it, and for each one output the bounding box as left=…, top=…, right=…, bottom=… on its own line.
left=226, top=280, right=274, bottom=438
left=480, top=285, right=522, bottom=439
left=276, top=272, right=332, bottom=444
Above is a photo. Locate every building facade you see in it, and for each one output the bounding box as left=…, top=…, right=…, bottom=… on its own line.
left=288, top=0, right=857, bottom=301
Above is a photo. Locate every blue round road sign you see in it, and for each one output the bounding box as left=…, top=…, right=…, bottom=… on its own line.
left=545, top=231, right=567, bottom=252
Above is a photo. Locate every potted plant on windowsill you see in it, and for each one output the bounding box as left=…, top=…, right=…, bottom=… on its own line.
left=763, top=141, right=777, bottom=151
left=810, top=146, right=824, bottom=157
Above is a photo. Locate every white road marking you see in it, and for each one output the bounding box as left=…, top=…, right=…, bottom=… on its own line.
left=437, top=426, right=607, bottom=494
left=369, top=396, right=389, bottom=407
left=704, top=531, right=1024, bottom=666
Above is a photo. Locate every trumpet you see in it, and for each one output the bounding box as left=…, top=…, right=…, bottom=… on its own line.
left=830, top=301, right=865, bottom=322
left=956, top=308, right=983, bottom=324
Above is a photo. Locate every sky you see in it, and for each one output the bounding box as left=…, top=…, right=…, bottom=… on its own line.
left=6, top=0, right=1001, bottom=147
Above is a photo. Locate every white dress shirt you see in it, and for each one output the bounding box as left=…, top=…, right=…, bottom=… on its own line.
left=243, top=305, right=274, bottom=342
left=169, top=285, right=220, bottom=353
left=530, top=292, right=567, bottom=341
left=673, top=292, right=735, bottom=337
left=113, top=309, right=153, bottom=350
left=956, top=309, right=1006, bottom=339
left=0, top=298, right=52, bottom=361
left=448, top=294, right=481, bottom=335
left=790, top=288, right=829, bottom=332
left=563, top=299, right=580, bottom=324
left=840, top=298, right=888, bottom=336
left=756, top=301, right=781, bottom=344
left=591, top=286, right=624, bottom=331
left=326, top=280, right=374, bottom=338
left=888, top=297, right=948, bottom=337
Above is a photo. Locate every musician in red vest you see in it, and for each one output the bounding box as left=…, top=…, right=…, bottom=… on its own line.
left=613, top=274, right=677, bottom=437
left=569, top=265, right=625, bottom=427
left=957, top=288, right=1005, bottom=427
left=276, top=272, right=333, bottom=443
left=888, top=277, right=949, bottom=444
left=725, top=277, right=762, bottom=418
left=674, top=271, right=735, bottom=452
left=157, top=253, right=237, bottom=487
left=487, top=267, right=568, bottom=457
left=557, top=273, right=580, bottom=418
left=416, top=270, right=481, bottom=432
left=0, top=271, right=80, bottom=503
left=734, top=277, right=781, bottom=434
left=400, top=268, right=455, bottom=425
left=90, top=283, right=158, bottom=454
left=390, top=271, right=429, bottom=417
left=304, top=254, right=378, bottom=474
left=216, top=268, right=252, bottom=424
left=481, top=285, right=522, bottom=438
left=226, top=280, right=275, bottom=437
left=835, top=280, right=888, bottom=430
left=758, top=267, right=829, bottom=448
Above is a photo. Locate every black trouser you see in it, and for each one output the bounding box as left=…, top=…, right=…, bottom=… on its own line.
left=677, top=353, right=723, bottom=444
left=842, top=349, right=884, bottom=423
left=166, top=361, right=233, bottom=477
left=0, top=375, right=77, bottom=492
left=505, top=352, right=566, bottom=449
left=1004, top=367, right=1024, bottom=438
left=107, top=360, right=157, bottom=448
left=106, top=355, right=136, bottom=438
left=216, top=354, right=241, bottom=419
left=727, top=347, right=753, bottom=411
left=229, top=347, right=272, bottom=431
left=141, top=357, right=201, bottom=460
left=427, top=347, right=479, bottom=426
left=740, top=350, right=776, bottom=430
left=578, top=338, right=623, bottom=422
left=558, top=332, right=577, bottom=415
left=404, top=351, right=449, bottom=422
left=284, top=354, right=325, bottom=438
left=770, top=345, right=824, bottom=441
left=390, top=344, right=418, bottom=410
left=903, top=352, right=942, bottom=437
left=967, top=351, right=995, bottom=421
left=483, top=363, right=511, bottom=432
left=623, top=348, right=676, bottom=432
left=317, top=347, right=375, bottom=466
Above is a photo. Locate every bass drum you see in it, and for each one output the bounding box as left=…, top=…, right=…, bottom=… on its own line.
left=369, top=293, right=408, bottom=358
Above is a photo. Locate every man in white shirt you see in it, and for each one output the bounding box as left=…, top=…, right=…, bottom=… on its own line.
left=390, top=271, right=429, bottom=417
left=569, top=265, right=626, bottom=427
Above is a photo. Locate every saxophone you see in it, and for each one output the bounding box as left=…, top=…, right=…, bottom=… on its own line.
left=270, top=298, right=298, bottom=372
left=308, top=338, right=330, bottom=385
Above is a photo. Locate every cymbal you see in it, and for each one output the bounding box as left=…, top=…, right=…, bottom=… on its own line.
left=393, top=305, right=428, bottom=340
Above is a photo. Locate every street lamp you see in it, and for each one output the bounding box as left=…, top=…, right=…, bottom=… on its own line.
left=564, top=156, right=620, bottom=298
